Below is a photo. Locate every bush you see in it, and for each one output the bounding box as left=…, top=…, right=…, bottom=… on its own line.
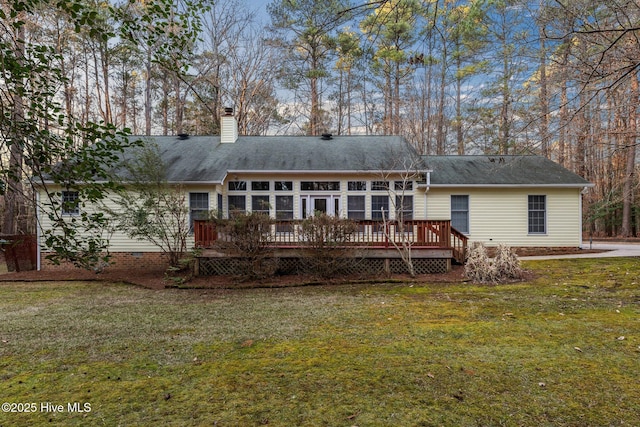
left=493, top=243, right=524, bottom=280
left=214, top=213, right=278, bottom=280
left=299, top=214, right=362, bottom=278
left=464, top=242, right=523, bottom=284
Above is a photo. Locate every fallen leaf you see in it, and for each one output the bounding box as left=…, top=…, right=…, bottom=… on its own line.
left=617, top=336, right=625, bottom=341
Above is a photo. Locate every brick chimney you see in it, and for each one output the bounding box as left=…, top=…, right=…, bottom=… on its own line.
left=220, top=107, right=238, bottom=144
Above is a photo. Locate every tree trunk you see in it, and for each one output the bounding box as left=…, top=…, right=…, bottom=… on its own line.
left=621, top=72, right=638, bottom=237
left=145, top=52, right=152, bottom=135
left=538, top=20, right=549, bottom=158
left=436, top=42, right=447, bottom=154
left=3, top=21, right=26, bottom=234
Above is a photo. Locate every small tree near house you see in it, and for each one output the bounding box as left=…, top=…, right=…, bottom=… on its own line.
left=106, top=143, right=190, bottom=268
left=376, top=150, right=425, bottom=277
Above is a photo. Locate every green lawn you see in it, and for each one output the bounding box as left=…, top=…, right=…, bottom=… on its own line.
left=1, top=258, right=639, bottom=426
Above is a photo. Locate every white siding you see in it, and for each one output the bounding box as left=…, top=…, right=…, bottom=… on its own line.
left=38, top=185, right=219, bottom=253
left=427, top=187, right=583, bottom=247
left=40, top=181, right=585, bottom=253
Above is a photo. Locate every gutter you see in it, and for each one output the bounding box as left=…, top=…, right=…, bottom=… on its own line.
left=428, top=183, right=595, bottom=188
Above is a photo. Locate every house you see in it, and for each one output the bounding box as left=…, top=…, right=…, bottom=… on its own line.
left=424, top=155, right=593, bottom=250
left=36, top=112, right=592, bottom=274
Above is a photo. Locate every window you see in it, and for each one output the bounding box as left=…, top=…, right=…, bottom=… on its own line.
left=61, top=191, right=79, bottom=215
left=451, top=195, right=469, bottom=234
left=228, top=181, right=246, bottom=191
left=276, top=196, right=294, bottom=220
left=301, top=181, right=340, bottom=191
left=275, top=181, right=293, bottom=191
left=251, top=181, right=270, bottom=191
left=348, top=195, right=365, bottom=219
left=394, top=181, right=413, bottom=191
left=395, top=195, right=413, bottom=220
left=371, top=195, right=389, bottom=220
left=348, top=181, right=367, bottom=191
left=252, top=195, right=270, bottom=215
left=276, top=195, right=294, bottom=232
left=228, top=195, right=246, bottom=217
left=528, top=195, right=546, bottom=234
left=371, top=181, right=389, bottom=191
left=189, top=192, right=209, bottom=231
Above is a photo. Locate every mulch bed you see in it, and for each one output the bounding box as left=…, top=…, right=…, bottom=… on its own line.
left=0, top=265, right=467, bottom=290
left=0, top=246, right=604, bottom=290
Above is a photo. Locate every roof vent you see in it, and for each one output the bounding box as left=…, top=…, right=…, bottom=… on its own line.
left=177, top=133, right=189, bottom=140
left=321, top=133, right=333, bottom=140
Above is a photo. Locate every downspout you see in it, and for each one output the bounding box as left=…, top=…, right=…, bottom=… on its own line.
left=35, top=190, right=41, bottom=271
left=425, top=170, right=432, bottom=220
left=580, top=186, right=588, bottom=249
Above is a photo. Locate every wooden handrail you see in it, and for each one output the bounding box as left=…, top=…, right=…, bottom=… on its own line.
left=194, top=219, right=466, bottom=256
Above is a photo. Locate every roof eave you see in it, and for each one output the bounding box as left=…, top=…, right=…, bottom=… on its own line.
left=429, top=183, right=594, bottom=188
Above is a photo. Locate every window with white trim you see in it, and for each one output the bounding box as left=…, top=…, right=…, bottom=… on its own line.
left=451, top=195, right=469, bottom=234
left=228, top=181, right=246, bottom=191
left=347, top=195, right=365, bottom=220
left=528, top=195, right=546, bottom=234
left=275, top=181, right=293, bottom=191
left=189, top=192, right=209, bottom=231
left=276, top=195, right=294, bottom=232
left=61, top=191, right=80, bottom=215
left=348, top=181, right=367, bottom=191
left=251, top=181, right=270, bottom=191
left=251, top=195, right=270, bottom=215
left=371, top=195, right=389, bottom=220
left=395, top=195, right=413, bottom=220
left=228, top=195, right=246, bottom=217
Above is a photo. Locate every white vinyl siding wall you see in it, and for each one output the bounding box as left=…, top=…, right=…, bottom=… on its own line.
left=426, top=187, right=583, bottom=247
left=39, top=175, right=427, bottom=254
left=38, top=186, right=218, bottom=253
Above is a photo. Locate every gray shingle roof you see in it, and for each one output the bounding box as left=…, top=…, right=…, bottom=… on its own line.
left=113, top=136, right=592, bottom=188
left=125, top=135, right=425, bottom=182
left=424, top=155, right=592, bottom=187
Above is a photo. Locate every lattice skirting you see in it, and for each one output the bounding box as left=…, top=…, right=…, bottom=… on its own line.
left=196, top=257, right=449, bottom=276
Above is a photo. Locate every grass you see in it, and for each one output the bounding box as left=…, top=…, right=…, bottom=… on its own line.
left=0, top=258, right=639, bottom=426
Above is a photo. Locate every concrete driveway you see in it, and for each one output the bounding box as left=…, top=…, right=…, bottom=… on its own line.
left=522, top=242, right=640, bottom=260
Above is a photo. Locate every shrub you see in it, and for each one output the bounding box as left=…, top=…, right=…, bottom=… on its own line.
left=464, top=242, right=497, bottom=283
left=214, top=213, right=278, bottom=280
left=493, top=243, right=524, bottom=280
left=299, top=214, right=362, bottom=278
left=464, top=242, right=523, bottom=284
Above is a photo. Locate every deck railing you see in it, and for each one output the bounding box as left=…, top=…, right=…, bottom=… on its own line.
left=194, top=219, right=468, bottom=262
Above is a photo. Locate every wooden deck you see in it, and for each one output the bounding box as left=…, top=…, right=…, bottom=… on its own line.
left=194, top=219, right=467, bottom=264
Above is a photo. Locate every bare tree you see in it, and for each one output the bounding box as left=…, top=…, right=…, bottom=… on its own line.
left=374, top=147, right=426, bottom=277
